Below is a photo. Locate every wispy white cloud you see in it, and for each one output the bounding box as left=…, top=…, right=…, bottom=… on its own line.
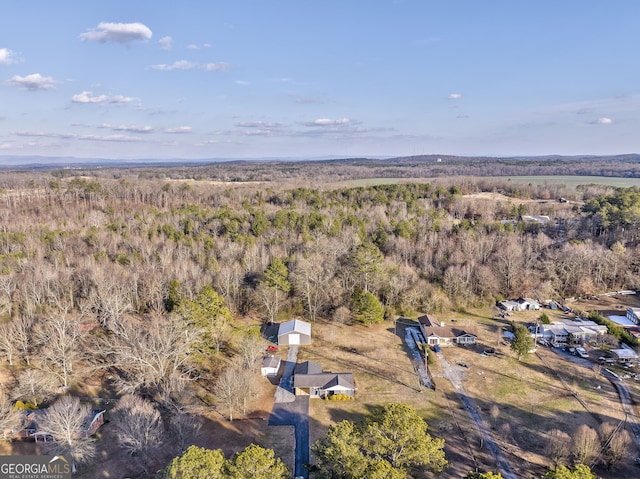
left=448, top=93, right=462, bottom=99
left=202, top=62, right=229, bottom=71
left=158, top=36, right=172, bottom=50
left=0, top=48, right=18, bottom=64
left=305, top=118, right=351, bottom=126
left=72, top=91, right=135, bottom=104
left=589, top=117, right=613, bottom=125
left=236, top=121, right=283, bottom=128
left=72, top=91, right=108, bottom=103
left=235, top=80, right=249, bottom=85
left=186, top=44, right=199, bottom=50
left=80, top=22, right=152, bottom=44
left=151, top=60, right=197, bottom=71
left=15, top=130, right=142, bottom=142
left=164, top=126, right=192, bottom=134
left=7, top=73, right=56, bottom=91
left=151, top=60, right=229, bottom=72
left=110, top=95, right=135, bottom=104
left=456, top=114, right=469, bottom=119
left=112, top=124, right=154, bottom=133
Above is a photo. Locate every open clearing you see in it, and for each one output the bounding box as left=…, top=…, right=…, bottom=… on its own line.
left=299, top=307, right=640, bottom=479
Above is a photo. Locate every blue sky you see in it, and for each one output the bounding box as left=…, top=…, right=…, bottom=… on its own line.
left=1, top=1, right=638, bottom=160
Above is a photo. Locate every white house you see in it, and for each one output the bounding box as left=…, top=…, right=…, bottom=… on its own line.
left=278, top=319, right=311, bottom=346
left=418, top=315, right=477, bottom=347
left=498, top=298, right=540, bottom=311
left=293, top=361, right=356, bottom=398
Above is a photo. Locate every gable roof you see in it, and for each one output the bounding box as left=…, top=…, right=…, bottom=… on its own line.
left=294, top=372, right=355, bottom=390
left=418, top=315, right=476, bottom=339
left=278, top=319, right=311, bottom=337
left=294, top=360, right=323, bottom=375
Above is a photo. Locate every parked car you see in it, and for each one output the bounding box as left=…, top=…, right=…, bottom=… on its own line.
left=575, top=347, right=589, bottom=358
left=266, top=345, right=279, bottom=352
left=431, top=345, right=441, bottom=353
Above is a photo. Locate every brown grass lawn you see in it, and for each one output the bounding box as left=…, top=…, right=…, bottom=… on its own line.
left=3, top=297, right=639, bottom=478
left=303, top=306, right=640, bottom=479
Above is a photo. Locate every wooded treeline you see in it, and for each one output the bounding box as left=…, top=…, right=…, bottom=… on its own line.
left=0, top=167, right=639, bottom=474
left=0, top=175, right=639, bottom=327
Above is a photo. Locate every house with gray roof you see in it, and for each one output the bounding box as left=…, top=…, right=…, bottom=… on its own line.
left=293, top=361, right=356, bottom=398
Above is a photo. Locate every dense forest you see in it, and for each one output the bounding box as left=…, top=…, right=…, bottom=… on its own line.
left=0, top=163, right=639, bottom=476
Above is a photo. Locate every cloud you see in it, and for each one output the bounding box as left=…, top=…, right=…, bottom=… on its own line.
left=72, top=91, right=109, bottom=103
left=7, top=73, right=56, bottom=91
left=591, top=117, right=613, bottom=125
left=305, top=118, right=351, bottom=127
left=164, top=126, right=192, bottom=134
left=80, top=22, right=152, bottom=43
left=158, top=36, right=172, bottom=50
left=151, top=60, right=229, bottom=72
left=202, top=62, right=229, bottom=71
left=151, top=60, right=197, bottom=71
left=456, top=114, right=469, bottom=119
left=112, top=125, right=154, bottom=133
left=448, top=93, right=462, bottom=99
left=15, top=130, right=141, bottom=142
left=72, top=91, right=135, bottom=104
left=110, top=95, right=135, bottom=104
left=186, top=44, right=199, bottom=50
left=0, top=48, right=18, bottom=64
left=236, top=121, right=282, bottom=128
left=235, top=80, right=249, bottom=86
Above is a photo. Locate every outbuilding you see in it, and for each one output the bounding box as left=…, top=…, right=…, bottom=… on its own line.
left=261, top=355, right=281, bottom=376
left=278, top=319, right=312, bottom=346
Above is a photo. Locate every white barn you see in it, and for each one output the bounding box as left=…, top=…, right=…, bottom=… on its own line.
left=278, top=319, right=312, bottom=346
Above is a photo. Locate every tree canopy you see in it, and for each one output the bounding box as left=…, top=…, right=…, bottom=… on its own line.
left=162, top=444, right=289, bottom=479
left=352, top=289, right=384, bottom=326
left=163, top=445, right=226, bottom=479
left=543, top=464, right=597, bottom=479
left=510, top=323, right=535, bottom=360
left=312, top=402, right=446, bottom=478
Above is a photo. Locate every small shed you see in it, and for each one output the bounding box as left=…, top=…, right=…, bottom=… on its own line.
left=278, top=319, right=311, bottom=346
left=261, top=355, right=281, bottom=376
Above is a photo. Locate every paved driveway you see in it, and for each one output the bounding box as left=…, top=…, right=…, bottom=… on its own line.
left=270, top=394, right=310, bottom=478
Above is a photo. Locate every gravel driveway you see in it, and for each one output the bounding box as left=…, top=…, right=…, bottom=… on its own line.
left=438, top=352, right=517, bottom=479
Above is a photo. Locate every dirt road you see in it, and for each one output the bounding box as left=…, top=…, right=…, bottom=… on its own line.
left=438, top=352, right=517, bottom=479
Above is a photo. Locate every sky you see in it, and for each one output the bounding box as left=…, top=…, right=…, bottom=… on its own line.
left=1, top=1, right=639, bottom=160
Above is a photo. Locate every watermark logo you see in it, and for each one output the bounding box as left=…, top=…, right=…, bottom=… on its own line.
left=0, top=456, right=71, bottom=479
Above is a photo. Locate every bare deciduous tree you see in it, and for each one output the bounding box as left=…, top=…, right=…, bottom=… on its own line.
left=169, top=412, right=202, bottom=454
left=599, top=422, right=631, bottom=469
left=545, top=428, right=572, bottom=467
left=12, top=368, right=56, bottom=406
left=214, top=367, right=241, bottom=421
left=111, top=394, right=164, bottom=475
left=36, top=315, right=81, bottom=388
left=37, top=396, right=96, bottom=474
left=96, top=314, right=200, bottom=402
left=489, top=404, right=500, bottom=430
left=0, top=391, right=23, bottom=440
left=572, top=424, right=599, bottom=465
left=237, top=334, right=264, bottom=370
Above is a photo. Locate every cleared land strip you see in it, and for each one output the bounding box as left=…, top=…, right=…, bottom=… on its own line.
left=438, top=352, right=517, bottom=479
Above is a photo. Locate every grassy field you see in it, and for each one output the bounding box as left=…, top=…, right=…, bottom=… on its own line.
left=298, top=303, right=640, bottom=479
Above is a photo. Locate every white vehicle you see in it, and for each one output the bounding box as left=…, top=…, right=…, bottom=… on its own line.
left=575, top=347, right=589, bottom=358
